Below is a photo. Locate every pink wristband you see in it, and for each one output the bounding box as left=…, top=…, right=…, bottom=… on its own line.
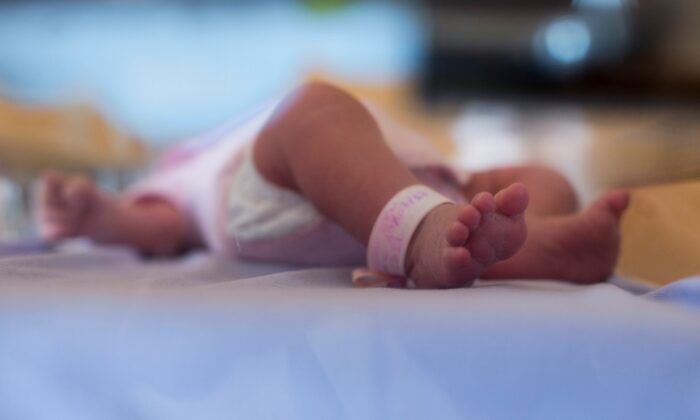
left=365, top=185, right=453, bottom=277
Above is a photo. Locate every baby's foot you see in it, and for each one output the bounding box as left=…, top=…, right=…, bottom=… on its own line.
left=36, top=171, right=117, bottom=241
left=405, top=183, right=529, bottom=288
left=484, top=190, right=629, bottom=284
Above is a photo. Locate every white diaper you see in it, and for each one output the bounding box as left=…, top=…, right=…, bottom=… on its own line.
left=224, top=146, right=322, bottom=242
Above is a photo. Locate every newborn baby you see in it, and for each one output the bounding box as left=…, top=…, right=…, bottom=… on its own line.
left=36, top=82, right=629, bottom=289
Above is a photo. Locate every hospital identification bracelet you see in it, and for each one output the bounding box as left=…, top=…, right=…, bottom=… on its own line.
left=355, top=185, right=453, bottom=287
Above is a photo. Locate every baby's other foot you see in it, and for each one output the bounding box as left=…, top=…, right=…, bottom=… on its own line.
left=36, top=171, right=114, bottom=241
left=483, top=189, right=629, bottom=284
left=406, top=183, right=529, bottom=288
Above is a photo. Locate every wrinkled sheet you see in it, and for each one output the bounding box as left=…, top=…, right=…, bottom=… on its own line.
left=0, top=246, right=698, bottom=420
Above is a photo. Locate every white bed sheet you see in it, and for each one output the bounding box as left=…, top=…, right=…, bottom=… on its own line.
left=0, top=247, right=698, bottom=420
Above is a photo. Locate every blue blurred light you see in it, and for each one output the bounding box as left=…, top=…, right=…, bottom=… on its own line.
left=544, top=18, right=592, bottom=65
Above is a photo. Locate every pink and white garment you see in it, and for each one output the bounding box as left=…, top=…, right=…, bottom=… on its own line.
left=127, top=95, right=469, bottom=267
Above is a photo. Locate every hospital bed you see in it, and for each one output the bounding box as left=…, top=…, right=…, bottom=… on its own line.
left=0, top=242, right=698, bottom=420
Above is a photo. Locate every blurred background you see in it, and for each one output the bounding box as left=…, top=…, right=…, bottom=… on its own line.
left=0, top=0, right=699, bottom=282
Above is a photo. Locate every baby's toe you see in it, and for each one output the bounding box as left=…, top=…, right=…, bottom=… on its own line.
left=443, top=246, right=479, bottom=288
left=444, top=246, right=471, bottom=270
left=446, top=221, right=469, bottom=246
left=471, top=192, right=496, bottom=214
left=495, top=183, right=529, bottom=217
left=603, top=189, right=630, bottom=219
left=457, top=204, right=481, bottom=229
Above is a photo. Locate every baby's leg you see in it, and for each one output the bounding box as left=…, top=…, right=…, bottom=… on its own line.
left=254, top=82, right=529, bottom=288
left=36, top=171, right=199, bottom=255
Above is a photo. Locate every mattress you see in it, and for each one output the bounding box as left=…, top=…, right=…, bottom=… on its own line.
left=0, top=245, right=698, bottom=419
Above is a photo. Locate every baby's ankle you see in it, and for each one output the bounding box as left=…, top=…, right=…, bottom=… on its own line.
left=404, top=204, right=459, bottom=284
